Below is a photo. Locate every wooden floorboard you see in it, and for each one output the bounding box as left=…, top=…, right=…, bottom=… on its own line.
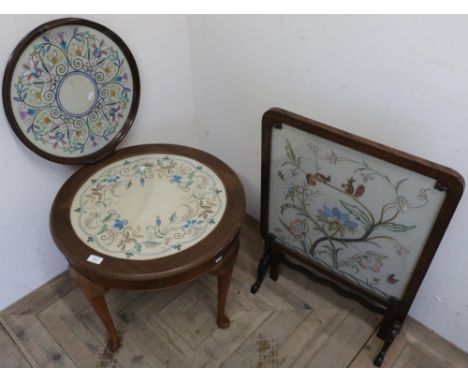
left=305, top=306, right=380, bottom=367
left=2, top=272, right=76, bottom=316
left=0, top=315, right=75, bottom=367
left=1, top=216, right=467, bottom=368
left=0, top=322, right=30, bottom=368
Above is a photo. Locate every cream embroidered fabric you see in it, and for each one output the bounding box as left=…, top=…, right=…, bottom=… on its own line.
left=268, top=124, right=446, bottom=300
left=70, top=154, right=227, bottom=260
left=10, top=24, right=134, bottom=158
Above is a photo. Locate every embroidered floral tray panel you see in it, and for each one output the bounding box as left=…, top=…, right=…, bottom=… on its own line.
left=9, top=24, right=134, bottom=158
left=269, top=124, right=446, bottom=301
left=70, top=154, right=227, bottom=260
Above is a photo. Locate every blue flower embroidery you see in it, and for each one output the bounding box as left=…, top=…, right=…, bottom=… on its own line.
left=155, top=216, right=161, bottom=226
left=91, top=39, right=108, bottom=58
left=183, top=219, right=198, bottom=229
left=90, top=133, right=98, bottom=147
left=51, top=131, right=65, bottom=143
left=317, top=206, right=358, bottom=235
left=170, top=175, right=183, bottom=184
left=20, top=107, right=37, bottom=120
left=290, top=168, right=299, bottom=177
left=115, top=72, right=128, bottom=83
left=47, top=131, right=66, bottom=149
left=57, top=31, right=67, bottom=50
left=22, top=58, right=42, bottom=80
left=107, top=175, right=120, bottom=183
left=109, top=105, right=123, bottom=122
left=113, top=219, right=127, bottom=230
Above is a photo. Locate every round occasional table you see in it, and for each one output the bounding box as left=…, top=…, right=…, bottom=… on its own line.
left=50, top=144, right=245, bottom=350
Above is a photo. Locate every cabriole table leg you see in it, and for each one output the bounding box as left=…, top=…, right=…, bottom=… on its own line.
left=210, top=235, right=240, bottom=329
left=69, top=267, right=121, bottom=351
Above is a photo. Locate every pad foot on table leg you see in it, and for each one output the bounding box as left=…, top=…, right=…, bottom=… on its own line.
left=211, top=235, right=239, bottom=330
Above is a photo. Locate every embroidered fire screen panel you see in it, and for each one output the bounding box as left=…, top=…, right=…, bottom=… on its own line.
left=268, top=124, right=446, bottom=301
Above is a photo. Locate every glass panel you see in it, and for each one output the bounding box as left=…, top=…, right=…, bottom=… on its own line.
left=70, top=154, right=227, bottom=260
left=9, top=24, right=134, bottom=158
left=268, top=124, right=446, bottom=301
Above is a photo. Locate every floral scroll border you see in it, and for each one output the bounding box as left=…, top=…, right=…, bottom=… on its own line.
left=71, top=154, right=227, bottom=260
left=10, top=23, right=133, bottom=157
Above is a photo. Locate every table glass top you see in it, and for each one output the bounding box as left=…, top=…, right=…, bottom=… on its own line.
left=70, top=154, right=227, bottom=260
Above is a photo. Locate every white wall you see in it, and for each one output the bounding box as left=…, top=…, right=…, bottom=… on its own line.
left=0, top=15, right=198, bottom=309
left=188, top=15, right=468, bottom=351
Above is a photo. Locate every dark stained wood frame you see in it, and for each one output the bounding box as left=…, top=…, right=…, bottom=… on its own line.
left=50, top=144, right=246, bottom=350
left=2, top=17, right=141, bottom=165
left=251, top=107, right=464, bottom=366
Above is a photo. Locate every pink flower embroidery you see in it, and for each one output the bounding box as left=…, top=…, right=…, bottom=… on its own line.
left=48, top=131, right=67, bottom=149
left=288, top=219, right=307, bottom=240
left=22, top=57, right=42, bottom=80
left=387, top=274, right=399, bottom=284
left=325, top=149, right=337, bottom=164
left=116, top=70, right=128, bottom=83
left=109, top=105, right=124, bottom=123
left=361, top=173, right=374, bottom=183
left=358, top=252, right=383, bottom=272
left=393, top=242, right=409, bottom=256
left=417, top=188, right=429, bottom=202
left=91, top=39, right=110, bottom=58
left=18, top=104, right=35, bottom=122
left=308, top=143, right=319, bottom=153
left=395, top=195, right=410, bottom=213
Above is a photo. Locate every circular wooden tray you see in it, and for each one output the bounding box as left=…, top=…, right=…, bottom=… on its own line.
left=3, top=18, right=140, bottom=164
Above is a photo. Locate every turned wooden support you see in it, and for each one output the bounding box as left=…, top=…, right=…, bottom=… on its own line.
left=251, top=233, right=276, bottom=294
left=69, top=267, right=121, bottom=351
left=374, top=319, right=403, bottom=367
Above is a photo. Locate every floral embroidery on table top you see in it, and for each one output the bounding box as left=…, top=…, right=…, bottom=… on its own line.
left=70, top=154, right=227, bottom=260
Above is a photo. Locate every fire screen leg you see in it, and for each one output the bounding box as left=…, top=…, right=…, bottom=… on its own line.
left=251, top=234, right=277, bottom=293
left=374, top=320, right=402, bottom=367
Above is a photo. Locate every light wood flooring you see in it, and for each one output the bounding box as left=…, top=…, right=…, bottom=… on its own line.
left=1, top=217, right=467, bottom=368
